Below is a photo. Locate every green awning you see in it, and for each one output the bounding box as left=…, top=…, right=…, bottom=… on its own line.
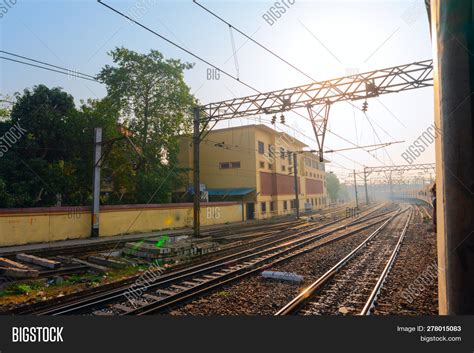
left=207, top=188, right=256, bottom=196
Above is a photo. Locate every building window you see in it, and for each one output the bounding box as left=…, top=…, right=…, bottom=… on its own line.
left=280, top=147, right=285, bottom=159
left=261, top=202, right=267, bottom=213
left=311, top=199, right=314, bottom=206
left=288, top=153, right=292, bottom=164
left=258, top=141, right=265, bottom=154
left=268, top=163, right=273, bottom=170
left=282, top=165, right=286, bottom=172
left=259, top=161, right=265, bottom=168
left=270, top=201, right=275, bottom=212
left=219, top=161, right=241, bottom=169
left=283, top=200, right=288, bottom=210
left=288, top=167, right=293, bottom=174
left=269, top=144, right=275, bottom=157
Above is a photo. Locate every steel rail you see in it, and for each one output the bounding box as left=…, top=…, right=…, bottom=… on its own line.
left=359, top=209, right=412, bottom=315
left=275, top=208, right=408, bottom=315
left=131, top=211, right=398, bottom=315
left=11, top=203, right=387, bottom=315
left=46, top=207, right=394, bottom=315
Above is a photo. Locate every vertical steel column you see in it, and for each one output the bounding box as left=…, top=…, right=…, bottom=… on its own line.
left=432, top=0, right=474, bottom=314
left=293, top=152, right=300, bottom=219
left=91, top=127, right=102, bottom=238
left=364, top=167, right=369, bottom=205
left=353, top=170, right=359, bottom=209
left=193, top=108, right=201, bottom=237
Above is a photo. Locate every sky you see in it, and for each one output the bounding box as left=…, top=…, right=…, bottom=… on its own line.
left=0, top=0, right=435, bottom=183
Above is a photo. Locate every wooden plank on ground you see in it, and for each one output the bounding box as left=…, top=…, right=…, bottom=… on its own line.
left=0, top=266, right=39, bottom=278
left=16, top=253, right=60, bottom=269
left=87, top=256, right=127, bottom=269
left=0, top=257, right=30, bottom=270
left=71, top=258, right=109, bottom=273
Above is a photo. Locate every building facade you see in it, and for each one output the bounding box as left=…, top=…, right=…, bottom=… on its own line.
left=178, top=124, right=328, bottom=220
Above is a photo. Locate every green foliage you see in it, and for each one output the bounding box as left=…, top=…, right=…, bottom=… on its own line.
left=0, top=47, right=195, bottom=208
left=326, top=172, right=341, bottom=203
left=65, top=273, right=102, bottom=285
left=338, top=183, right=350, bottom=202
left=0, top=282, right=43, bottom=297
left=97, top=47, right=195, bottom=204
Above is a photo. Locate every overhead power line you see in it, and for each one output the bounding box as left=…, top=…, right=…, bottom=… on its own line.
left=0, top=50, right=99, bottom=80
left=0, top=52, right=100, bottom=83
left=97, top=0, right=260, bottom=94
left=193, top=0, right=316, bottom=84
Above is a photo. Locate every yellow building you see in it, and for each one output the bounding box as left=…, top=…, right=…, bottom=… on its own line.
left=178, top=124, right=328, bottom=220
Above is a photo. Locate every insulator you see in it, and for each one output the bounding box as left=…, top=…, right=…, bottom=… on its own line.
left=280, top=113, right=285, bottom=124
left=271, top=115, right=277, bottom=125
left=362, top=101, right=368, bottom=112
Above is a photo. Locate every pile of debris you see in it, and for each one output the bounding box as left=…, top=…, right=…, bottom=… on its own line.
left=122, top=235, right=220, bottom=262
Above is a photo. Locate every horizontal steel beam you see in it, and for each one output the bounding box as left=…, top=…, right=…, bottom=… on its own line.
left=202, top=60, right=433, bottom=120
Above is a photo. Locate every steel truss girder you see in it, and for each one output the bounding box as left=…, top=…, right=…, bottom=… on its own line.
left=364, top=163, right=435, bottom=175
left=201, top=59, right=433, bottom=120
left=307, top=102, right=331, bottom=162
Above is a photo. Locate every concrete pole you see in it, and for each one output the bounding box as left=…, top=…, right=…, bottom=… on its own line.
left=364, top=167, right=369, bottom=205
left=353, top=170, right=359, bottom=209
left=193, top=107, right=201, bottom=237
left=432, top=0, right=474, bottom=314
left=293, top=152, right=300, bottom=219
left=91, top=127, right=102, bottom=238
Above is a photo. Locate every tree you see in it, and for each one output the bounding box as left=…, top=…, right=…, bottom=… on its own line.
left=0, top=94, right=14, bottom=120
left=0, top=86, right=120, bottom=207
left=98, top=47, right=195, bottom=203
left=0, top=48, right=196, bottom=208
left=326, top=172, right=341, bottom=203
left=338, top=183, right=350, bottom=202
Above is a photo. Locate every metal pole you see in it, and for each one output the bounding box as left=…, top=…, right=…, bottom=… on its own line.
left=293, top=152, right=300, bottom=219
left=432, top=0, right=474, bottom=314
left=389, top=173, right=393, bottom=200
left=193, top=107, right=201, bottom=237
left=91, top=127, right=102, bottom=238
left=353, top=170, right=359, bottom=209
left=364, top=167, right=369, bottom=205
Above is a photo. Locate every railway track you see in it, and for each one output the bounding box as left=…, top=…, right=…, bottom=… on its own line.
left=0, top=212, right=340, bottom=287
left=28, top=205, right=396, bottom=315
left=3, top=204, right=393, bottom=315
left=275, top=206, right=412, bottom=316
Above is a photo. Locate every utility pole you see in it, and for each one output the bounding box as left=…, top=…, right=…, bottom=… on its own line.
left=353, top=170, right=359, bottom=209
left=389, top=173, right=393, bottom=200
left=363, top=167, right=369, bottom=205
left=293, top=152, right=300, bottom=219
left=91, top=128, right=102, bottom=238
left=193, top=107, right=201, bottom=237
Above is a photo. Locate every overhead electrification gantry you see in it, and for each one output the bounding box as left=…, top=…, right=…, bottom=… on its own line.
left=198, top=59, right=433, bottom=161
left=192, top=60, right=434, bottom=236
left=361, top=163, right=436, bottom=204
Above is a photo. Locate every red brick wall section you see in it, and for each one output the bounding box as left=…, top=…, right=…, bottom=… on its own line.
left=260, top=172, right=276, bottom=195
left=260, top=172, right=300, bottom=196
left=305, top=179, right=323, bottom=195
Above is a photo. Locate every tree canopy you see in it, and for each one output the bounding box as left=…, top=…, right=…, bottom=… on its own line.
left=0, top=48, right=195, bottom=208
left=326, top=172, right=341, bottom=203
